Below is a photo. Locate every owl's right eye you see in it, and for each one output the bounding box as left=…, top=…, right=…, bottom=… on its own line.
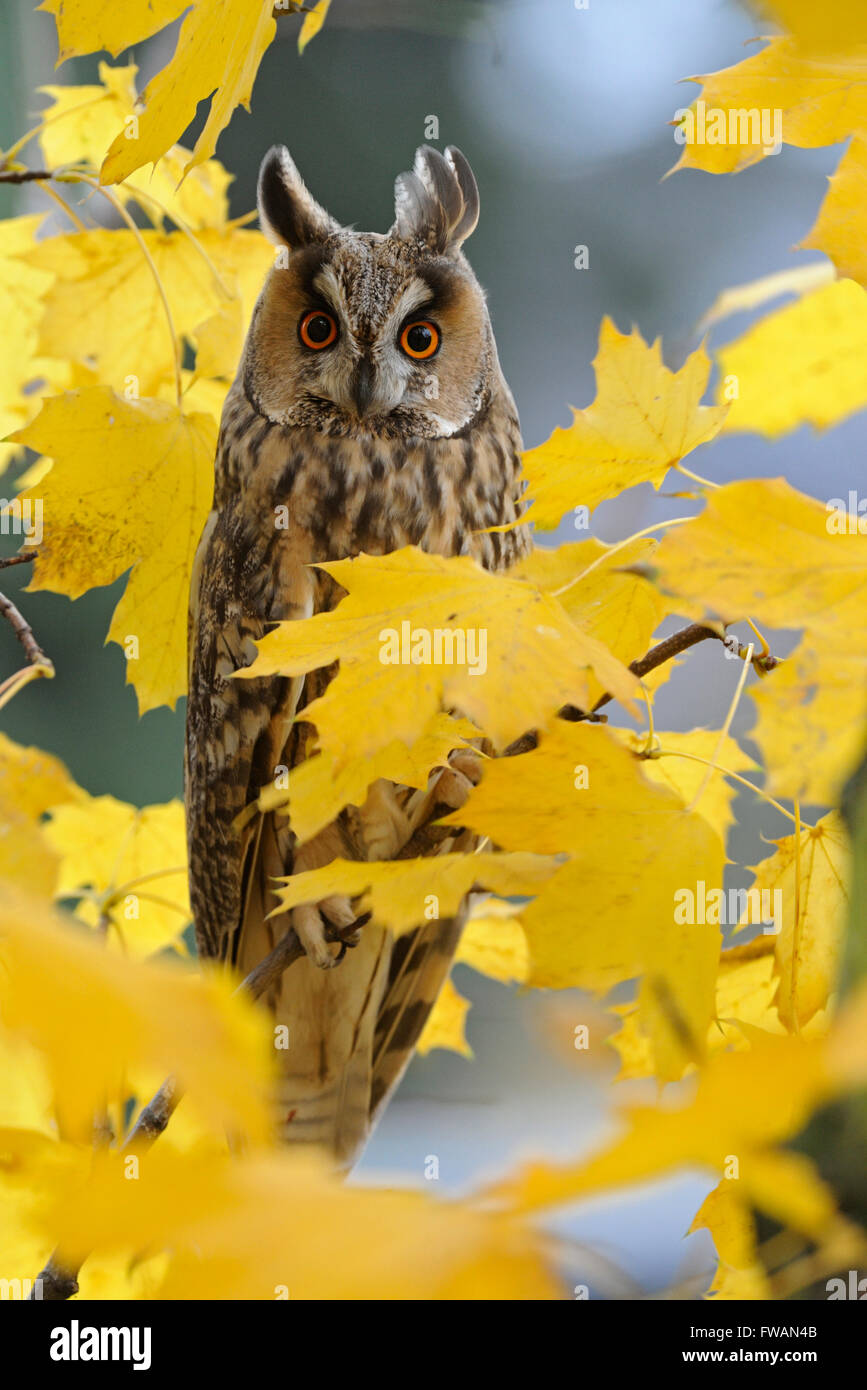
left=299, top=310, right=338, bottom=350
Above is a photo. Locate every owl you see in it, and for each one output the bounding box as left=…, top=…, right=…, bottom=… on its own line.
left=185, top=144, right=531, bottom=1165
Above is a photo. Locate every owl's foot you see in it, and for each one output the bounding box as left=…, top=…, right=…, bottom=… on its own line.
left=292, top=895, right=364, bottom=969
left=433, top=747, right=484, bottom=813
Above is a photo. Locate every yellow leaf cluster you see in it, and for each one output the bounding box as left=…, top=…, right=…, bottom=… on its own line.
left=520, top=319, right=727, bottom=529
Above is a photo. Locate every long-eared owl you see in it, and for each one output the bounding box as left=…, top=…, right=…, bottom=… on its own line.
left=185, top=144, right=531, bottom=1165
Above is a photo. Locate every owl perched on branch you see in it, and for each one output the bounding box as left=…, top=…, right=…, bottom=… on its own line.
left=185, top=144, right=531, bottom=1164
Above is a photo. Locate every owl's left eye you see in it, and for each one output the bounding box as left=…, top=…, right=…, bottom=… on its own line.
left=299, top=310, right=338, bottom=350
left=400, top=319, right=440, bottom=360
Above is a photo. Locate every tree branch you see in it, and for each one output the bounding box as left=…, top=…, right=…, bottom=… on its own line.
left=0, top=589, right=51, bottom=669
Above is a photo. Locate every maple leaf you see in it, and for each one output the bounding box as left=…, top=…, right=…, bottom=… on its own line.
left=512, top=538, right=670, bottom=707
left=610, top=938, right=784, bottom=1081
left=0, top=731, right=81, bottom=820
left=25, top=226, right=270, bottom=397
left=242, top=548, right=639, bottom=766
left=672, top=38, right=867, bottom=176
left=698, top=263, right=835, bottom=334
left=520, top=319, right=727, bottom=529
left=0, top=888, right=272, bottom=1144
left=38, top=0, right=189, bottom=62
left=801, top=135, right=867, bottom=289
left=299, top=0, right=333, bottom=53
left=38, top=1145, right=558, bottom=1300
left=12, top=388, right=216, bottom=713
left=613, top=728, right=756, bottom=848
left=38, top=64, right=234, bottom=231
left=0, top=216, right=64, bottom=473
left=649, top=477, right=867, bottom=802
left=273, top=853, right=557, bottom=936
left=690, top=1181, right=771, bottom=1300
left=44, top=794, right=191, bottom=959
left=443, top=721, right=725, bottom=1079
left=752, top=0, right=867, bottom=54
left=99, top=0, right=279, bottom=186
left=418, top=977, right=473, bottom=1058
left=716, top=278, right=867, bottom=436
left=256, top=713, right=480, bottom=846
left=739, top=812, right=849, bottom=1031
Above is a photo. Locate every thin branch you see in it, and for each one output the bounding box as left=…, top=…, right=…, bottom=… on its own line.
left=0, top=589, right=51, bottom=668
left=592, top=621, right=725, bottom=714
left=0, top=167, right=53, bottom=183
left=0, top=550, right=37, bottom=570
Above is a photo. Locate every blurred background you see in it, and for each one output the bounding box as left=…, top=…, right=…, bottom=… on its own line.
left=0, top=0, right=855, bottom=1296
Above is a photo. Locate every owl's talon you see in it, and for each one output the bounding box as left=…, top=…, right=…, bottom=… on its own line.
left=448, top=748, right=483, bottom=785
left=319, top=894, right=357, bottom=929
left=293, top=903, right=341, bottom=969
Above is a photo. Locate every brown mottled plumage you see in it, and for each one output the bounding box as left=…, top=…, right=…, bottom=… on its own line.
left=185, top=144, right=531, bottom=1164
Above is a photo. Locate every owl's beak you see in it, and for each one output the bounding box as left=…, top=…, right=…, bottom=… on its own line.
left=349, top=356, right=375, bottom=418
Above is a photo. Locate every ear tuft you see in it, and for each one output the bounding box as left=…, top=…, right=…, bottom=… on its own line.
left=392, top=145, right=480, bottom=254
left=257, top=145, right=339, bottom=249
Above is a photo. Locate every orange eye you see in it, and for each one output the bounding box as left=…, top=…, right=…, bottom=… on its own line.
left=400, top=319, right=440, bottom=359
left=299, top=310, right=338, bottom=350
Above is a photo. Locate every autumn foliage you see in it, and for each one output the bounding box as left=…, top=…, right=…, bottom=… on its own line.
left=1, top=0, right=866, bottom=1300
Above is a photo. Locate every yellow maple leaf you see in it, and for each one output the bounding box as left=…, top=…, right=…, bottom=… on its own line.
left=512, top=537, right=669, bottom=707
left=12, top=388, right=216, bottom=713
left=716, top=278, right=867, bottom=436
left=520, top=319, right=727, bottom=529
left=0, top=888, right=272, bottom=1144
left=0, top=732, right=81, bottom=820
left=444, top=721, right=724, bottom=1079
left=243, top=548, right=639, bottom=766
left=38, top=0, right=188, bottom=62
left=273, top=853, right=557, bottom=936
left=672, top=39, right=867, bottom=176
left=614, top=728, right=756, bottom=848
left=38, top=64, right=233, bottom=230
left=802, top=135, right=867, bottom=288
left=257, top=713, right=480, bottom=846
left=456, top=898, right=530, bottom=984
left=299, top=0, right=333, bottom=53
left=649, top=478, right=867, bottom=802
left=44, top=794, right=191, bottom=958
left=0, top=216, right=62, bottom=472
left=752, top=640, right=867, bottom=805
left=690, top=1181, right=771, bottom=1300
left=25, top=226, right=270, bottom=397
left=740, top=812, right=849, bottom=1031
left=418, top=977, right=473, bottom=1058
left=610, top=938, right=784, bottom=1080
left=43, top=1146, right=558, bottom=1300
left=698, top=262, right=835, bottom=333
left=752, top=0, right=867, bottom=54
left=100, top=0, right=278, bottom=185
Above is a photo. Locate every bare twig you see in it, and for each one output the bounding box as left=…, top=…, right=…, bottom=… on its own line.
left=0, top=168, right=53, bottom=183
left=0, top=550, right=37, bottom=570
left=0, top=589, right=52, bottom=669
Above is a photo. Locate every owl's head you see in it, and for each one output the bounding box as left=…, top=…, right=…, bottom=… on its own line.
left=242, top=144, right=501, bottom=439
